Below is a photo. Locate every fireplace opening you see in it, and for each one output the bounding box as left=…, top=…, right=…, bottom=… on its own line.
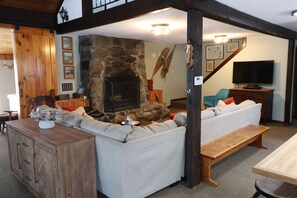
left=104, top=76, right=140, bottom=112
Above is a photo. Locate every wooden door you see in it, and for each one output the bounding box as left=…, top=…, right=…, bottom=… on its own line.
left=14, top=26, right=57, bottom=118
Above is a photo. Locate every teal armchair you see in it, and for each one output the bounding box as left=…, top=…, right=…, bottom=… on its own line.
left=204, top=89, right=230, bottom=107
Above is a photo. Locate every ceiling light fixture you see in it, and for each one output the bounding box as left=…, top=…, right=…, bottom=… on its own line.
left=214, top=35, right=229, bottom=43
left=291, top=10, right=297, bottom=16
left=151, top=24, right=170, bottom=36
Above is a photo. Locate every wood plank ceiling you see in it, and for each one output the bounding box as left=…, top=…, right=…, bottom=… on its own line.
left=0, top=28, right=12, bottom=58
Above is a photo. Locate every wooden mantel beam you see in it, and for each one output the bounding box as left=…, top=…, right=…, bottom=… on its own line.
left=56, top=0, right=178, bottom=34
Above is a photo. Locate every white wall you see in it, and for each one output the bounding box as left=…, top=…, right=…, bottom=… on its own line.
left=55, top=35, right=80, bottom=96
left=203, top=34, right=289, bottom=121
left=145, top=42, right=187, bottom=106
left=0, top=60, right=16, bottom=112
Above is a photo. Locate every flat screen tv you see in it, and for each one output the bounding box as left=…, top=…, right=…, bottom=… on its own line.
left=232, top=60, right=274, bottom=88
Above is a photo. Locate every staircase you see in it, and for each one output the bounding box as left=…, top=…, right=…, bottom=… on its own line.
left=170, top=98, right=187, bottom=110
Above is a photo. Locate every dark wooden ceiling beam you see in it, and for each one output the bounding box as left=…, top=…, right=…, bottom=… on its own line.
left=172, top=0, right=297, bottom=39
left=0, top=6, right=56, bottom=29
left=56, top=0, right=178, bottom=34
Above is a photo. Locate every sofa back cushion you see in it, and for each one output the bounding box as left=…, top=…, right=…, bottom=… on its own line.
left=201, top=109, right=215, bottom=120
left=126, top=126, right=155, bottom=141
left=214, top=102, right=239, bottom=116
left=80, top=118, right=132, bottom=142
left=238, top=100, right=256, bottom=109
left=146, top=120, right=177, bottom=133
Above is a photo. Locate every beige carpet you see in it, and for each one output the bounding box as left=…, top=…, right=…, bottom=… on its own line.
left=0, top=121, right=296, bottom=198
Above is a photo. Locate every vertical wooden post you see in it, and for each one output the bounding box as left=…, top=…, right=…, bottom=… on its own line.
left=82, top=0, right=93, bottom=17
left=186, top=9, right=203, bottom=188
left=284, top=39, right=295, bottom=124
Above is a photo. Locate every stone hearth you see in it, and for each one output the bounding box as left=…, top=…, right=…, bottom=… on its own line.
left=79, top=35, right=169, bottom=123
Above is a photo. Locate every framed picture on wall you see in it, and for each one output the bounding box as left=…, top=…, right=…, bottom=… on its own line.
left=206, top=45, right=224, bottom=60
left=62, top=51, right=74, bottom=65
left=62, top=36, right=73, bottom=50
left=206, top=60, right=214, bottom=72
left=227, top=42, right=239, bottom=52
left=64, top=66, right=75, bottom=79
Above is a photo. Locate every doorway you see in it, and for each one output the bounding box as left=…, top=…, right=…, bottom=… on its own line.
left=0, top=27, right=18, bottom=115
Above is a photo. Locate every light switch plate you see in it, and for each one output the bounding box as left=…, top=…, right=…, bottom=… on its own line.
left=194, top=76, right=203, bottom=86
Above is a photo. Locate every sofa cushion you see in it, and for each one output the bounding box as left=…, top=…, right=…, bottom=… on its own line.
left=173, top=112, right=187, bottom=126
left=147, top=120, right=177, bottom=133
left=72, top=106, right=86, bottom=116
left=201, top=109, right=215, bottom=120
left=80, top=118, right=132, bottom=142
left=62, top=106, right=76, bottom=111
left=238, top=100, right=256, bottom=109
left=125, top=126, right=155, bottom=141
left=223, top=97, right=235, bottom=105
left=217, top=100, right=226, bottom=106
left=214, top=102, right=239, bottom=116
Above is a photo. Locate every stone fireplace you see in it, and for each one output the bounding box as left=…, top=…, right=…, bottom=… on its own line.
left=104, top=76, right=140, bottom=112
left=79, top=35, right=169, bottom=123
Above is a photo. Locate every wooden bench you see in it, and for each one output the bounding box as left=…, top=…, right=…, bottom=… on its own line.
left=201, top=125, right=270, bottom=187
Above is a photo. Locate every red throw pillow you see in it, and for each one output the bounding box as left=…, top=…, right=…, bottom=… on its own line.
left=223, top=97, right=235, bottom=105
left=62, top=106, right=76, bottom=112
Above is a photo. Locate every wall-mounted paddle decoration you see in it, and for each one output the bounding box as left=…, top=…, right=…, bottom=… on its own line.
left=161, top=45, right=176, bottom=79
left=151, top=47, right=170, bottom=79
left=150, top=45, right=177, bottom=80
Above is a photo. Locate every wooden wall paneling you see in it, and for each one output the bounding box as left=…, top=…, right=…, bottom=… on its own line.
left=14, top=26, right=57, bottom=118
left=14, top=31, right=29, bottom=118
left=50, top=36, right=58, bottom=96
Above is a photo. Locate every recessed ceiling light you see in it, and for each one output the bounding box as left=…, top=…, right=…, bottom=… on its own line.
left=214, top=35, right=228, bottom=43
left=291, top=10, right=297, bottom=16
left=151, top=24, right=170, bottom=36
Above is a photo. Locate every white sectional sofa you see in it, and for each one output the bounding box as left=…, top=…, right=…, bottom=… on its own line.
left=55, top=110, right=186, bottom=198
left=53, top=100, right=261, bottom=198
left=78, top=119, right=186, bottom=198
left=173, top=100, right=262, bottom=144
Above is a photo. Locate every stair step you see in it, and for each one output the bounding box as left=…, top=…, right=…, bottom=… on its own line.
left=171, top=98, right=187, bottom=109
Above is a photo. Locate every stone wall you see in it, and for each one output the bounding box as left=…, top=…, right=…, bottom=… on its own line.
left=79, top=35, right=169, bottom=123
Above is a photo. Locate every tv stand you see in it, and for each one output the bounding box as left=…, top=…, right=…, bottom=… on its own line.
left=230, top=88, right=274, bottom=124
left=243, top=84, right=262, bottom=89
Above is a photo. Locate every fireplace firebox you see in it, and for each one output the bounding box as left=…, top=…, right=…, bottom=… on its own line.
left=104, top=76, right=140, bottom=112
